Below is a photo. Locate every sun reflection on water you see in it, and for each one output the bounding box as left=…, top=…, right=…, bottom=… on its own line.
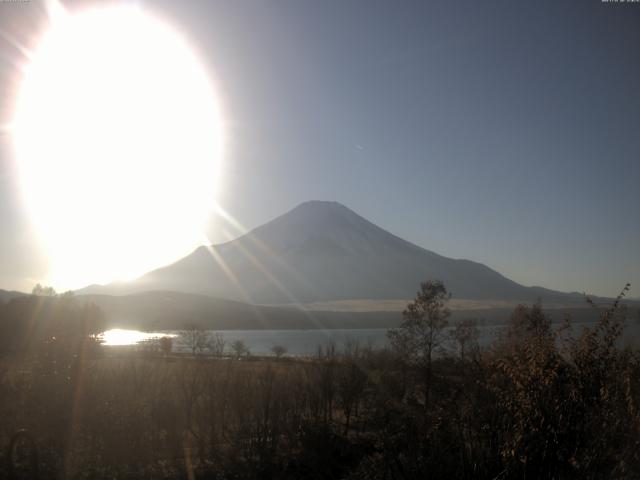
left=100, top=329, right=174, bottom=346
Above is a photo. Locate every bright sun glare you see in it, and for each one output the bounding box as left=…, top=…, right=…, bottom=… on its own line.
left=100, top=328, right=175, bottom=347
left=12, top=5, right=222, bottom=289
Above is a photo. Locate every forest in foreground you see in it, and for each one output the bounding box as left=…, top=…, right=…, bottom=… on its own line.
left=0, top=282, right=639, bottom=479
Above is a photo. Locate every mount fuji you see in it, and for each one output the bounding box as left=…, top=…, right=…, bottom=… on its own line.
left=78, top=201, right=584, bottom=305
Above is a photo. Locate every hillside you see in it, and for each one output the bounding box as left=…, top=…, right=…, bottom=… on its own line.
left=0, top=289, right=27, bottom=304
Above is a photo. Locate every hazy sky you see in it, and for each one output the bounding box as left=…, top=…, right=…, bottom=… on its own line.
left=0, top=0, right=639, bottom=297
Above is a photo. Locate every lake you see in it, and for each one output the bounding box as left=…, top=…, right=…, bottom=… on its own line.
left=101, top=328, right=395, bottom=355
left=99, top=320, right=640, bottom=356
left=97, top=325, right=515, bottom=356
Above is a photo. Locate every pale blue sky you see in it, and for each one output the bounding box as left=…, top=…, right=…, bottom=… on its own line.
left=0, top=0, right=638, bottom=297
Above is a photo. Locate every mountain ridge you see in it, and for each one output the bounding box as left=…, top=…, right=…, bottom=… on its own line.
left=78, top=200, right=587, bottom=304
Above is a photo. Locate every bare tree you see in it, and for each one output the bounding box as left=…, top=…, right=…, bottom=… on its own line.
left=451, top=318, right=480, bottom=363
left=270, top=344, right=287, bottom=359
left=32, top=283, right=57, bottom=296
left=387, top=280, right=450, bottom=406
left=160, top=336, right=173, bottom=356
left=183, top=324, right=210, bottom=356
left=230, top=339, right=249, bottom=359
left=337, top=360, right=368, bottom=434
left=207, top=332, right=226, bottom=358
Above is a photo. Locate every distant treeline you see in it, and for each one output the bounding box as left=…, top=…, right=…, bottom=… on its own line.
left=0, top=293, right=105, bottom=355
left=0, top=283, right=639, bottom=479
left=44, top=289, right=640, bottom=332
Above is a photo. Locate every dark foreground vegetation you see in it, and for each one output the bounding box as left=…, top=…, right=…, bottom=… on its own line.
left=0, top=283, right=639, bottom=479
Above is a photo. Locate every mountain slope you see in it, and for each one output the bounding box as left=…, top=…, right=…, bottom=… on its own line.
left=0, top=289, right=28, bottom=304
left=80, top=201, right=583, bottom=304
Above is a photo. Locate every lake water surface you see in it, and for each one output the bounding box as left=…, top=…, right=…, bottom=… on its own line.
left=101, top=328, right=394, bottom=355
left=100, top=320, right=640, bottom=356
left=98, top=325, right=514, bottom=356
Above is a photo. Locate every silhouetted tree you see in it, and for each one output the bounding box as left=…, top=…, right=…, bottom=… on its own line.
left=337, top=360, right=367, bottom=434
left=271, top=344, right=287, bottom=359
left=159, top=336, right=173, bottom=356
left=207, top=332, right=226, bottom=357
left=451, top=318, right=480, bottom=363
left=231, top=339, right=249, bottom=359
left=32, top=283, right=56, bottom=296
left=388, top=279, right=450, bottom=406
left=183, top=324, right=209, bottom=356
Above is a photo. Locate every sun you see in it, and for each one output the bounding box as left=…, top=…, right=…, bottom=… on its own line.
left=12, top=5, right=222, bottom=290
